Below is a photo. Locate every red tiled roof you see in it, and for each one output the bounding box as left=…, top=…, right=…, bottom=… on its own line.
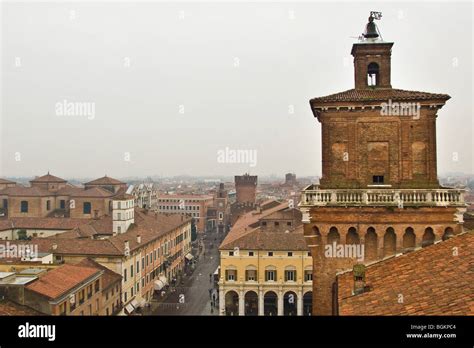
left=337, top=232, right=474, bottom=315
left=0, top=300, right=43, bottom=315
left=0, top=209, right=191, bottom=256
left=221, top=224, right=308, bottom=251
left=0, top=186, right=52, bottom=197
left=220, top=201, right=289, bottom=249
left=55, top=185, right=86, bottom=196
left=71, top=187, right=115, bottom=198
left=85, top=176, right=125, bottom=185
left=108, top=210, right=192, bottom=253
left=0, top=217, right=88, bottom=231
left=30, top=173, right=67, bottom=183
left=0, top=178, right=16, bottom=184
left=0, top=238, right=123, bottom=256
left=310, top=88, right=450, bottom=105
left=157, top=194, right=214, bottom=200
left=76, top=258, right=121, bottom=290
left=26, top=264, right=101, bottom=300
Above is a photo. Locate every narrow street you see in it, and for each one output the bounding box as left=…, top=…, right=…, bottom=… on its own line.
left=150, top=229, right=222, bottom=315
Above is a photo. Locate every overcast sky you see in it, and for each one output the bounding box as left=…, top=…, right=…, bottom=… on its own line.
left=1, top=1, right=472, bottom=179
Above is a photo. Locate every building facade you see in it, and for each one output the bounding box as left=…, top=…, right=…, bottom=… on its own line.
left=235, top=174, right=257, bottom=205
left=300, top=14, right=467, bottom=315
left=219, top=201, right=312, bottom=316
left=156, top=194, right=214, bottom=233
left=0, top=173, right=128, bottom=220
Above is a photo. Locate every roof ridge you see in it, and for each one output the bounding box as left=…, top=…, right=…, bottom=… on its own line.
left=336, top=230, right=472, bottom=276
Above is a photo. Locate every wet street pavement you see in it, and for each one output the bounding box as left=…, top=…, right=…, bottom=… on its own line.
left=150, top=230, right=223, bottom=315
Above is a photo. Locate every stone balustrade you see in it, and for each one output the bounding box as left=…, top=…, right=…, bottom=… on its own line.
left=300, top=186, right=466, bottom=208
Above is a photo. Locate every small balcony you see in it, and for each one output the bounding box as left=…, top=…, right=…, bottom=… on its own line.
left=300, top=185, right=466, bottom=209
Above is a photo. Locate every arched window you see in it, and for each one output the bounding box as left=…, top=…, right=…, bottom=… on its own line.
left=403, top=227, right=416, bottom=253
left=364, top=227, right=378, bottom=260
left=346, top=227, right=360, bottom=244
left=327, top=227, right=340, bottom=244
left=442, top=227, right=454, bottom=241
left=422, top=227, right=435, bottom=247
left=383, top=227, right=396, bottom=257
left=367, top=62, right=379, bottom=86
left=312, top=226, right=322, bottom=245
left=244, top=291, right=258, bottom=316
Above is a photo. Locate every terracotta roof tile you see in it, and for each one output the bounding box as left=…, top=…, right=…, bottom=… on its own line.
left=220, top=201, right=290, bottom=249
left=76, top=258, right=121, bottom=290
left=337, top=232, right=474, bottom=315
left=71, top=187, right=115, bottom=198
left=0, top=217, right=88, bottom=232
left=0, top=209, right=191, bottom=256
left=26, top=264, right=101, bottom=300
left=0, top=300, right=43, bottom=315
left=30, top=173, right=67, bottom=183
left=84, top=176, right=125, bottom=185
left=310, top=88, right=450, bottom=105
left=0, top=238, right=122, bottom=256
left=0, top=178, right=16, bottom=184
left=0, top=186, right=52, bottom=197
left=158, top=194, right=214, bottom=200
left=221, top=224, right=308, bottom=251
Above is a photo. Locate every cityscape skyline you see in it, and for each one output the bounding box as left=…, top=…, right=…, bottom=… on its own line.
left=1, top=2, right=472, bottom=178
left=0, top=3, right=472, bottom=343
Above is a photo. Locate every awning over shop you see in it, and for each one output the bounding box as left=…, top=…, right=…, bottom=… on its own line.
left=154, top=275, right=169, bottom=291
left=213, top=266, right=220, bottom=276
left=185, top=253, right=194, bottom=261
left=159, top=275, right=168, bottom=285
left=125, top=304, right=135, bottom=314
left=131, top=299, right=139, bottom=308
left=154, top=279, right=165, bottom=291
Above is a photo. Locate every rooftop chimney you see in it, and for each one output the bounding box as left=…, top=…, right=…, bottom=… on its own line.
left=124, top=240, right=130, bottom=256
left=353, top=264, right=367, bottom=295
left=52, top=243, right=58, bottom=250
left=137, top=235, right=141, bottom=244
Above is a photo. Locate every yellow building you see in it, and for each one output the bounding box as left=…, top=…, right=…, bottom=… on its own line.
left=218, top=201, right=313, bottom=316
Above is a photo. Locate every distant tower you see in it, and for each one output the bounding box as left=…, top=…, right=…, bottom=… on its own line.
left=112, top=194, right=135, bottom=234
left=216, top=183, right=229, bottom=233
left=234, top=174, right=257, bottom=204
left=285, top=173, right=297, bottom=185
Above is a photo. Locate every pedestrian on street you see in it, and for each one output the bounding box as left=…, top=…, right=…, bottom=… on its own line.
left=208, top=288, right=212, bottom=299
left=210, top=306, right=214, bottom=314
left=209, top=273, right=212, bottom=282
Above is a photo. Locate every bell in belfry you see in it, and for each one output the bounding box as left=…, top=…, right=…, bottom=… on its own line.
left=363, top=16, right=379, bottom=39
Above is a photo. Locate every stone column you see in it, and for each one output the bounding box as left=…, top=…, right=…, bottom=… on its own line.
left=219, top=288, right=225, bottom=316
left=277, top=289, right=284, bottom=316
left=297, top=289, right=303, bottom=316
left=238, top=290, right=244, bottom=316
left=377, top=231, right=384, bottom=259
left=258, top=288, right=264, bottom=316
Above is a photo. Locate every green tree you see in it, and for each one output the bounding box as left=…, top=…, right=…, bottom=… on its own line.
left=17, top=229, right=27, bottom=240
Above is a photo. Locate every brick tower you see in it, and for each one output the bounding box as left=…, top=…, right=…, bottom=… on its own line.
left=235, top=173, right=257, bottom=205
left=300, top=13, right=467, bottom=315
